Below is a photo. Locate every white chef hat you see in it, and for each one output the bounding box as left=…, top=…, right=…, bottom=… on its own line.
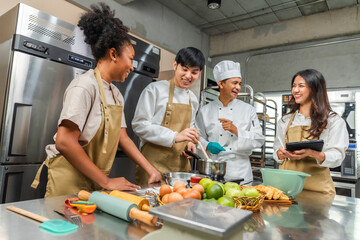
left=213, top=60, right=242, bottom=84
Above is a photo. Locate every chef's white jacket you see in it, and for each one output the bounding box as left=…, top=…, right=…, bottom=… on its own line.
left=195, top=98, right=265, bottom=183
left=132, top=80, right=199, bottom=149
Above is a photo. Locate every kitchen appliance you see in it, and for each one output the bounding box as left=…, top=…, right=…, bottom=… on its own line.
left=327, top=91, right=359, bottom=197
left=109, top=35, right=160, bottom=183
left=0, top=4, right=95, bottom=203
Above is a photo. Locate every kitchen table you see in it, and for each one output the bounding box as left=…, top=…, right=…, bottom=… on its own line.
left=0, top=190, right=359, bottom=239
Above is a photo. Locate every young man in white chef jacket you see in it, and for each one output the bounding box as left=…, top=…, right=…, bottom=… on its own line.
left=132, top=47, right=205, bottom=185
left=195, top=60, right=265, bottom=183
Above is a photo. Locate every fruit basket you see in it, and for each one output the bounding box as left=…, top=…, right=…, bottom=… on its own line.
left=232, top=186, right=265, bottom=212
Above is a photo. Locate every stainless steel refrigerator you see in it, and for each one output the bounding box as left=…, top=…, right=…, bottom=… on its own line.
left=110, top=35, right=160, bottom=183
left=0, top=4, right=95, bottom=203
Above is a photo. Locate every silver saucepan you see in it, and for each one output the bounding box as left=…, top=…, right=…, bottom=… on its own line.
left=185, top=150, right=226, bottom=177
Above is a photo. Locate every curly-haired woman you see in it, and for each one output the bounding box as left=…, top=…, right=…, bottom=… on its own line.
left=32, top=3, right=161, bottom=197
left=273, top=69, right=349, bottom=195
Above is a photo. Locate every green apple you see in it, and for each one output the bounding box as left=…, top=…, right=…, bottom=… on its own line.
left=225, top=188, right=244, bottom=197
left=242, top=188, right=259, bottom=197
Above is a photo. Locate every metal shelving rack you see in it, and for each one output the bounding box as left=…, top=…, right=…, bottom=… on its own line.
left=250, top=93, right=278, bottom=179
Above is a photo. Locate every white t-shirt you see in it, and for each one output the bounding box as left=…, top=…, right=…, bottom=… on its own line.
left=45, top=69, right=126, bottom=158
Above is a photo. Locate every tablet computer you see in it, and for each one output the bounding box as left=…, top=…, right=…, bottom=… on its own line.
left=285, top=139, right=324, bottom=152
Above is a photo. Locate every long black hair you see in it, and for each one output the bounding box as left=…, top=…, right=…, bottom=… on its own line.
left=287, top=69, right=335, bottom=139
left=77, top=3, right=130, bottom=61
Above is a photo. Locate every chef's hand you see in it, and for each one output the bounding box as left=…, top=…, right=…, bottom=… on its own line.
left=219, top=118, right=238, bottom=136
left=104, top=177, right=141, bottom=191
left=175, top=128, right=199, bottom=144
left=207, top=142, right=226, bottom=154
left=147, top=170, right=162, bottom=184
left=183, top=142, right=197, bottom=159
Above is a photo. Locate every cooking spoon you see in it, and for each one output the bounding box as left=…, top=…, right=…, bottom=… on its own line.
left=197, top=141, right=210, bottom=160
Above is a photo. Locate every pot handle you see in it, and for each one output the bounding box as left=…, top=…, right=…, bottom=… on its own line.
left=184, top=150, right=201, bottom=160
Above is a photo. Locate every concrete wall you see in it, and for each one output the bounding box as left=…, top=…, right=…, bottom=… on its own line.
left=210, top=4, right=360, bottom=93
left=210, top=4, right=360, bottom=57
left=212, top=34, right=360, bottom=93
left=72, top=0, right=209, bottom=64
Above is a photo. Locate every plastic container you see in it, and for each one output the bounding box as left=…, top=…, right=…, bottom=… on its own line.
left=260, top=168, right=311, bottom=198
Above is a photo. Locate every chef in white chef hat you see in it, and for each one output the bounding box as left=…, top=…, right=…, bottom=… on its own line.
left=213, top=60, right=242, bottom=83
left=195, top=60, right=265, bottom=182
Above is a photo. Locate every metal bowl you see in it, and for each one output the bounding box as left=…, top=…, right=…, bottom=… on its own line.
left=197, top=159, right=227, bottom=177
left=163, top=172, right=207, bottom=186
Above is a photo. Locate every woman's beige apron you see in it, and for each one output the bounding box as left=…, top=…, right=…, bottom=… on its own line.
left=135, top=79, right=192, bottom=185
left=280, top=113, right=335, bottom=194
left=31, top=68, right=123, bottom=197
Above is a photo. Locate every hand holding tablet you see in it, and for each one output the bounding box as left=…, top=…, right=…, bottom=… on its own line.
left=286, top=139, right=324, bottom=152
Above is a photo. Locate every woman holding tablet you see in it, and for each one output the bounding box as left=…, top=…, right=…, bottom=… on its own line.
left=273, top=69, right=348, bottom=194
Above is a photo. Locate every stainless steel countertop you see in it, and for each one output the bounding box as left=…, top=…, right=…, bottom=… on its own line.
left=1, top=190, right=359, bottom=239
left=0, top=195, right=157, bottom=240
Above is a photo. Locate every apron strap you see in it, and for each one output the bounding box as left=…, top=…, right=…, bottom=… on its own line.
left=30, top=160, right=47, bottom=189
left=168, top=78, right=175, bottom=105
left=94, top=68, right=111, bottom=153
left=94, top=68, right=108, bottom=107
left=284, top=112, right=297, bottom=143
left=168, top=78, right=192, bottom=105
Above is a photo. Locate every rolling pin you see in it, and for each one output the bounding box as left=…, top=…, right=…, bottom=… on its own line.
left=78, top=191, right=157, bottom=226
left=106, top=190, right=152, bottom=211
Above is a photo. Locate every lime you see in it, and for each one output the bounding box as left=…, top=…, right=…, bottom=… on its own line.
left=242, top=188, right=259, bottom=197
left=210, top=182, right=225, bottom=195
left=202, top=192, right=207, bottom=199
left=206, top=183, right=224, bottom=199
left=224, top=182, right=240, bottom=192
left=225, top=188, right=244, bottom=197
left=199, top=178, right=213, bottom=190
left=202, top=198, right=218, bottom=204
left=217, top=196, right=235, bottom=207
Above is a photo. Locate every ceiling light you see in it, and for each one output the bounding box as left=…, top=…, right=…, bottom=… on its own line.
left=208, top=0, right=221, bottom=9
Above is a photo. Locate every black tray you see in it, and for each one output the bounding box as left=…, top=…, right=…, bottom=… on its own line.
left=286, top=139, right=324, bottom=152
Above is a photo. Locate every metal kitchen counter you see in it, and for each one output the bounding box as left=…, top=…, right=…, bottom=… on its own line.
left=0, top=190, right=359, bottom=239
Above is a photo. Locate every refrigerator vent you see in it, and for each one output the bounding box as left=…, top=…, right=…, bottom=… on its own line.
left=27, top=14, right=75, bottom=45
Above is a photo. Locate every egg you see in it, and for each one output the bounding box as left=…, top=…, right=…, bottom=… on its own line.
left=176, top=187, right=188, bottom=195
left=182, top=189, right=201, bottom=200
left=162, top=193, right=170, bottom=204
left=192, top=184, right=204, bottom=194
left=173, top=182, right=186, bottom=192
left=160, top=184, right=172, bottom=198
left=167, top=192, right=184, bottom=203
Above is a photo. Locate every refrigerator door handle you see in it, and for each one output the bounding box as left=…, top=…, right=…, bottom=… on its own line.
left=8, top=103, right=32, bottom=156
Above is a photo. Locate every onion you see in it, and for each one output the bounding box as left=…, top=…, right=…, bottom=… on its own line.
left=173, top=182, right=186, bottom=192
left=181, top=189, right=201, bottom=200
left=192, top=184, right=204, bottom=194
left=168, top=192, right=184, bottom=203
left=160, top=184, right=172, bottom=198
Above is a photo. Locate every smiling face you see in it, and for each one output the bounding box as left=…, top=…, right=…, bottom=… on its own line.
left=292, top=75, right=311, bottom=105
left=173, top=61, right=201, bottom=89
left=109, top=43, right=135, bottom=82
left=219, top=77, right=242, bottom=101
